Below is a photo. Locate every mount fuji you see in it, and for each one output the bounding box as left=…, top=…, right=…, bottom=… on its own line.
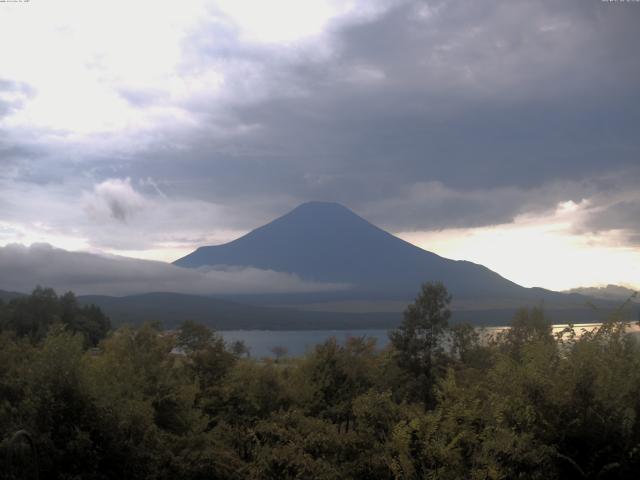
left=175, top=201, right=575, bottom=308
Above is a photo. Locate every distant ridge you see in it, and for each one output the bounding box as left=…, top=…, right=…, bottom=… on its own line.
left=567, top=284, right=639, bottom=302
left=77, top=292, right=631, bottom=331
left=78, top=292, right=400, bottom=330
left=0, top=289, right=26, bottom=302
left=175, top=202, right=577, bottom=305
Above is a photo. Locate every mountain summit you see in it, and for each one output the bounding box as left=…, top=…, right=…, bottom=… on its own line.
left=174, top=201, right=535, bottom=300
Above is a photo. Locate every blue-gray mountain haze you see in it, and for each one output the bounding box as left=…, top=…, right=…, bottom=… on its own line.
left=176, top=201, right=575, bottom=305
left=3, top=203, right=635, bottom=330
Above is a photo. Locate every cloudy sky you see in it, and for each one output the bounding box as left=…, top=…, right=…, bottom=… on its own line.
left=1, top=0, right=639, bottom=291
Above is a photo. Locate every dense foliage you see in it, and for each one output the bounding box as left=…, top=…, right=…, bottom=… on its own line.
left=1, top=285, right=639, bottom=479
left=0, top=287, right=110, bottom=346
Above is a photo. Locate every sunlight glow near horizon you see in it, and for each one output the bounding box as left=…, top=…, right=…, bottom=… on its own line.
left=397, top=203, right=640, bottom=292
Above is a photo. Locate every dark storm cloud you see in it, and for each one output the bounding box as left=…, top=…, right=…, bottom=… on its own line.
left=2, top=0, right=640, bottom=250
left=582, top=199, right=640, bottom=246
left=133, top=0, right=640, bottom=232
left=589, top=201, right=640, bottom=230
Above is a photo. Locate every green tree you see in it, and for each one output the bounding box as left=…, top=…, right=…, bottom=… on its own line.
left=299, top=336, right=378, bottom=431
left=500, top=306, right=553, bottom=361
left=177, top=320, right=215, bottom=353
left=2, top=286, right=59, bottom=342
left=60, top=291, right=111, bottom=346
left=389, top=281, right=451, bottom=407
left=0, top=287, right=110, bottom=346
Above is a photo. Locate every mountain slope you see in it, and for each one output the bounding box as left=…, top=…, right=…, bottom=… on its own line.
left=0, top=289, right=26, bottom=302
left=175, top=201, right=560, bottom=302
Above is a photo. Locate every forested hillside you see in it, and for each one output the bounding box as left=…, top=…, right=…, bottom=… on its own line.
left=1, top=285, right=639, bottom=479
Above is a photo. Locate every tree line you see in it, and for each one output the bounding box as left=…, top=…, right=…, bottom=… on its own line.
left=1, top=283, right=639, bottom=479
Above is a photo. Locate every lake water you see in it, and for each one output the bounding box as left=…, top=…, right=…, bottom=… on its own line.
left=220, top=329, right=390, bottom=358
left=220, top=323, right=640, bottom=358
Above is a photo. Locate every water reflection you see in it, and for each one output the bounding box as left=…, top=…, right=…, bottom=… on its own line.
left=220, top=322, right=640, bottom=359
